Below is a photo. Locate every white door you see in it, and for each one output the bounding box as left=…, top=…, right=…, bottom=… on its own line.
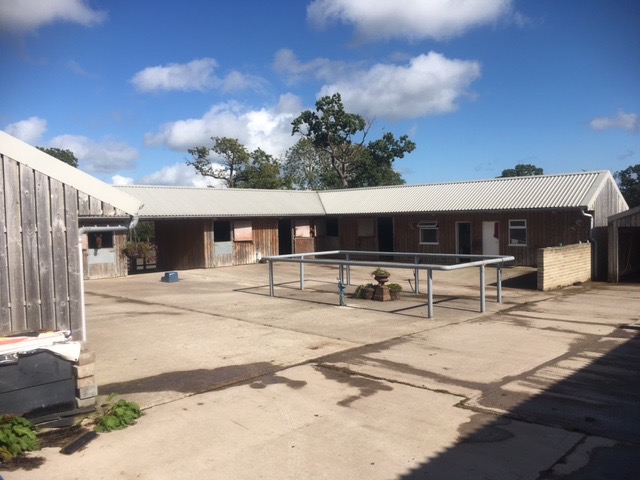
left=482, top=221, right=500, bottom=256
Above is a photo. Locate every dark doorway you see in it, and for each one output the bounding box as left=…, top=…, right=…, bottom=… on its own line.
left=456, top=222, right=471, bottom=262
left=377, top=217, right=394, bottom=259
left=278, top=219, right=293, bottom=255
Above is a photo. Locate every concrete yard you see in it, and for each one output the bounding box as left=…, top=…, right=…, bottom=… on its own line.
left=5, top=263, right=640, bottom=479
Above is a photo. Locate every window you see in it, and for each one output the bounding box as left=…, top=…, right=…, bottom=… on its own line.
left=418, top=221, right=438, bottom=245
left=213, top=221, right=231, bottom=242
left=234, top=220, right=252, bottom=242
left=88, top=232, right=113, bottom=249
left=358, top=218, right=374, bottom=237
left=509, top=220, right=527, bottom=246
left=326, top=218, right=339, bottom=237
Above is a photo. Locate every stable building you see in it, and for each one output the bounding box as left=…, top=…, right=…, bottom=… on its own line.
left=119, top=170, right=628, bottom=280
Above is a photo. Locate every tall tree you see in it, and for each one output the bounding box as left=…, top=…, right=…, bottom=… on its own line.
left=237, top=148, right=286, bottom=189
left=349, top=132, right=414, bottom=188
left=499, top=164, right=544, bottom=177
left=291, top=93, right=414, bottom=188
left=37, top=147, right=78, bottom=168
left=615, top=164, right=640, bottom=208
left=187, top=137, right=250, bottom=188
left=291, top=93, right=369, bottom=188
left=282, top=138, right=339, bottom=190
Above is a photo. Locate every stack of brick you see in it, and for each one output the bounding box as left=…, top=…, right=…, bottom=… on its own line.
left=74, top=342, right=98, bottom=409
left=537, top=242, right=592, bottom=291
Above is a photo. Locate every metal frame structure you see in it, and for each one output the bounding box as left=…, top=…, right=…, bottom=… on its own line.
left=265, top=250, right=515, bottom=318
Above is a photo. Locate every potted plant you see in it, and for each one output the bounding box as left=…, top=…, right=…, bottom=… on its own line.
left=354, top=283, right=376, bottom=300
left=122, top=240, right=157, bottom=262
left=371, top=267, right=391, bottom=285
left=388, top=283, right=402, bottom=300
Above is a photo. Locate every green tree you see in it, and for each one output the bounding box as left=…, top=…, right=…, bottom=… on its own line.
left=237, top=148, right=286, bottom=189
left=499, top=164, right=544, bottom=177
left=187, top=137, right=250, bottom=188
left=348, top=132, right=414, bottom=188
left=615, top=164, right=640, bottom=208
left=37, top=147, right=78, bottom=168
left=291, top=93, right=414, bottom=188
left=282, top=138, right=339, bottom=190
left=292, top=93, right=369, bottom=188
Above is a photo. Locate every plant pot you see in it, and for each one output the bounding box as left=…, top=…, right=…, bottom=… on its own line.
left=390, top=290, right=400, bottom=301
left=362, top=286, right=375, bottom=300
left=374, top=275, right=390, bottom=285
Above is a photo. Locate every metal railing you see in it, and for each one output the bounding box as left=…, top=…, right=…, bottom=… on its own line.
left=264, top=250, right=515, bottom=318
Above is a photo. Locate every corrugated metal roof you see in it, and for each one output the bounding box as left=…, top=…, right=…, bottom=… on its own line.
left=117, top=185, right=326, bottom=218
left=318, top=171, right=612, bottom=215
left=0, top=131, right=142, bottom=216
left=117, top=171, right=615, bottom=218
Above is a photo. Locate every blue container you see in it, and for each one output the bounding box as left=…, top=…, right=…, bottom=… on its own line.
left=162, top=271, right=179, bottom=283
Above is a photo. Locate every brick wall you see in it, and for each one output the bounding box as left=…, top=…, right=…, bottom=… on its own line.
left=75, top=342, right=98, bottom=409
left=537, top=243, right=592, bottom=291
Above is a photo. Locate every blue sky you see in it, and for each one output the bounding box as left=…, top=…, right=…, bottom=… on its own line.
left=1, top=0, right=638, bottom=187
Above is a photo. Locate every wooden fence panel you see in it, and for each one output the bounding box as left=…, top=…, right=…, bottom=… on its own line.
left=0, top=157, right=11, bottom=330
left=5, top=158, right=26, bottom=330
left=50, top=178, right=70, bottom=329
left=20, top=164, right=42, bottom=330
left=35, top=171, right=56, bottom=329
left=65, top=185, right=82, bottom=338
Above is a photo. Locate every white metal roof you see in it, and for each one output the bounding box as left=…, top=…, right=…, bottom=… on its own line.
left=118, top=171, right=617, bottom=218
left=117, top=185, right=326, bottom=217
left=318, top=171, right=614, bottom=215
left=0, top=131, right=142, bottom=216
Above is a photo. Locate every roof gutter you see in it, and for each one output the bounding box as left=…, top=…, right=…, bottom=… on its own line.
left=76, top=216, right=139, bottom=342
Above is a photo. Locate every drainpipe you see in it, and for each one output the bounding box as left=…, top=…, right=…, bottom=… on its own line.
left=77, top=216, right=139, bottom=341
left=581, top=209, right=597, bottom=279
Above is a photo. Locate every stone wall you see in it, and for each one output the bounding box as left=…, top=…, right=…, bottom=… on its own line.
left=537, top=243, right=592, bottom=291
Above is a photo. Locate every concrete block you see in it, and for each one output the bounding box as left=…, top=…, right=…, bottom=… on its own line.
left=77, top=384, right=99, bottom=399
left=76, top=396, right=97, bottom=409
left=77, top=351, right=96, bottom=365
left=74, top=363, right=95, bottom=379
left=76, top=376, right=96, bottom=389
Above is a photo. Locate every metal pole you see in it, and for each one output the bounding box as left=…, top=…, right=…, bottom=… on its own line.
left=480, top=264, right=486, bottom=313
left=346, top=253, right=351, bottom=285
left=300, top=260, right=305, bottom=291
left=269, top=260, right=275, bottom=297
left=414, top=255, right=420, bottom=294
left=427, top=268, right=433, bottom=318
left=496, top=265, right=503, bottom=303
left=339, top=263, right=344, bottom=284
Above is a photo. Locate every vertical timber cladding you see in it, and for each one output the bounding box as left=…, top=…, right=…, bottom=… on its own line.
left=0, top=154, right=81, bottom=335
left=343, top=210, right=590, bottom=267
left=156, top=218, right=207, bottom=270
left=205, top=217, right=279, bottom=268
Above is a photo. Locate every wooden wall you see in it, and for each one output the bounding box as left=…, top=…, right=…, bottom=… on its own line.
left=339, top=210, right=591, bottom=267
left=1, top=155, right=82, bottom=336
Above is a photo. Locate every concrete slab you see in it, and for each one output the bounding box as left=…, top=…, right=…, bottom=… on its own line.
left=6, top=264, right=640, bottom=479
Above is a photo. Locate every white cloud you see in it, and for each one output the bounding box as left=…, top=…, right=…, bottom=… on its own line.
left=307, top=0, right=514, bottom=41
left=4, top=116, right=48, bottom=144
left=0, top=0, right=106, bottom=34
left=319, top=52, right=481, bottom=120
left=49, top=134, right=139, bottom=174
left=273, top=48, right=354, bottom=84
left=130, top=58, right=265, bottom=93
left=590, top=111, right=638, bottom=133
left=140, top=163, right=222, bottom=188
left=144, top=94, right=303, bottom=157
left=111, top=175, right=134, bottom=186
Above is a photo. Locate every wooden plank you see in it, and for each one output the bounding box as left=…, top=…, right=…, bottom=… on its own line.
left=77, top=191, right=89, bottom=216
left=50, top=178, right=70, bottom=329
left=20, top=163, right=42, bottom=330
left=88, top=195, right=103, bottom=216
left=35, top=171, right=56, bottom=329
left=4, top=157, right=26, bottom=331
left=0, top=156, right=12, bottom=331
left=65, top=185, right=82, bottom=338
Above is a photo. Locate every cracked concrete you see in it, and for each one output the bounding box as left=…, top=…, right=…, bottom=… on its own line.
left=7, top=263, right=640, bottom=479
